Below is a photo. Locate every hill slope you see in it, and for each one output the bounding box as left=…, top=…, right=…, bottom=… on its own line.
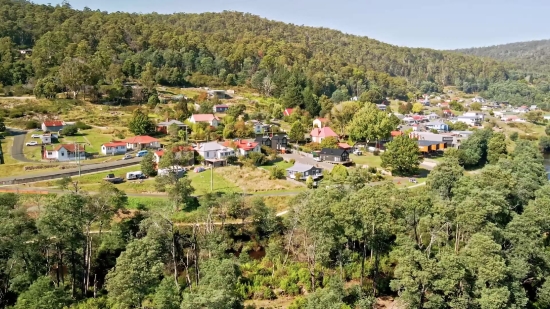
left=455, top=40, right=550, bottom=73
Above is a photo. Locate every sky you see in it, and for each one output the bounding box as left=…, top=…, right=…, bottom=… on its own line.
left=34, top=0, right=550, bottom=50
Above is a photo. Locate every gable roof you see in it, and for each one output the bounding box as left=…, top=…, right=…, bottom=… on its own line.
left=190, top=114, right=219, bottom=122
left=320, top=148, right=347, bottom=156
left=338, top=143, right=352, bottom=149
left=286, top=163, right=316, bottom=173
left=310, top=127, right=338, bottom=138
left=122, top=136, right=160, bottom=144
left=158, top=119, right=185, bottom=127
left=284, top=108, right=294, bottom=116
left=102, top=141, right=127, bottom=147
left=43, top=120, right=64, bottom=127
left=223, top=139, right=259, bottom=151
left=196, top=141, right=226, bottom=152
left=54, top=144, right=85, bottom=152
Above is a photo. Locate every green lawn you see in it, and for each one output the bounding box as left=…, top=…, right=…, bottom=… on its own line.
left=350, top=153, right=382, bottom=167
left=262, top=160, right=293, bottom=171
left=187, top=169, right=241, bottom=195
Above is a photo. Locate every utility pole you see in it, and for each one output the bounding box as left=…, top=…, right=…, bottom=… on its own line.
left=74, top=141, right=82, bottom=177
left=210, top=163, right=213, bottom=192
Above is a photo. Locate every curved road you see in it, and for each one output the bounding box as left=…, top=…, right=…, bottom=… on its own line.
left=9, top=129, right=36, bottom=163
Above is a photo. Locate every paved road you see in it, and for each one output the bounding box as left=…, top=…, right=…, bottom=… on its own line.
left=9, top=129, right=36, bottom=163
left=0, top=158, right=141, bottom=184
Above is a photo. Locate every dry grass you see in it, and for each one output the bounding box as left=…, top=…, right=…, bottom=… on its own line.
left=215, top=166, right=303, bottom=192
left=262, top=195, right=295, bottom=212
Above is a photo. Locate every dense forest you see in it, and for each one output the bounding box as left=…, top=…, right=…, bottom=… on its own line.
left=455, top=40, right=550, bottom=74
left=1, top=0, right=545, bottom=115
left=2, top=131, right=550, bottom=308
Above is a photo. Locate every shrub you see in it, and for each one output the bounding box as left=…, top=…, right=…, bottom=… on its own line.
left=24, top=120, right=39, bottom=129
left=289, top=159, right=295, bottom=164
left=373, top=149, right=380, bottom=156
left=61, top=125, right=78, bottom=136
left=510, top=131, right=519, bottom=141
left=270, top=166, right=285, bottom=179
left=75, top=121, right=92, bottom=130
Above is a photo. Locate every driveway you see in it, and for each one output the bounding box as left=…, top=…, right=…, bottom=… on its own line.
left=8, top=128, right=36, bottom=163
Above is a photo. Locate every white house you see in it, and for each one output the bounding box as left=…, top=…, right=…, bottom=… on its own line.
left=122, top=136, right=161, bottom=150
left=462, top=112, right=485, bottom=121
left=188, top=114, right=219, bottom=127
left=101, top=142, right=127, bottom=155
left=194, top=142, right=235, bottom=166
left=472, top=96, right=485, bottom=103
left=454, top=116, right=481, bottom=126
left=41, top=120, right=65, bottom=132
left=43, top=144, right=86, bottom=162
left=312, top=118, right=329, bottom=128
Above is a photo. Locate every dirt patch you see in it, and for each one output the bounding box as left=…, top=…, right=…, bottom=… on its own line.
left=215, top=166, right=303, bottom=192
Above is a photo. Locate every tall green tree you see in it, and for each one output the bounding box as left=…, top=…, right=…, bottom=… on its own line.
left=487, top=132, right=507, bottom=164
left=128, top=109, right=155, bottom=135
left=288, top=121, right=304, bottom=143
left=381, top=135, right=421, bottom=176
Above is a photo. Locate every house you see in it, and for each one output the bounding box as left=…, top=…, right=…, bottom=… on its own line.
left=251, top=121, right=270, bottom=134
left=312, top=118, right=329, bottom=128
left=283, top=108, right=294, bottom=117
left=41, top=120, right=65, bottom=132
left=286, top=163, right=323, bottom=180
left=410, top=132, right=456, bottom=147
left=530, top=105, right=538, bottom=111
left=207, top=90, right=227, bottom=99
left=188, top=114, right=219, bottom=127
left=376, top=104, right=387, bottom=111
left=472, top=96, right=485, bottom=103
left=417, top=140, right=447, bottom=153
left=455, top=116, right=481, bottom=126
left=310, top=127, right=338, bottom=143
left=223, top=139, right=261, bottom=156
left=19, top=49, right=32, bottom=55
left=157, top=120, right=187, bottom=134
left=319, top=148, right=350, bottom=163
left=425, top=121, right=449, bottom=132
left=442, top=110, right=454, bottom=117
left=438, top=102, right=450, bottom=108
left=213, top=104, right=229, bottom=113
left=255, top=134, right=288, bottom=152
left=544, top=115, right=550, bottom=121
left=194, top=142, right=235, bottom=166
left=513, top=106, right=529, bottom=114
left=40, top=133, right=52, bottom=144
left=462, top=112, right=485, bottom=121
left=122, top=136, right=161, bottom=150
left=101, top=141, right=127, bottom=155
left=391, top=131, right=403, bottom=138
left=43, top=144, right=86, bottom=162
left=427, top=113, right=440, bottom=120
left=154, top=146, right=194, bottom=166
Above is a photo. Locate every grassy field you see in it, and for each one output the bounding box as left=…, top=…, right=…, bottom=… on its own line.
left=187, top=168, right=241, bottom=195
left=262, top=160, right=293, bottom=171
left=350, top=153, right=382, bottom=167
left=215, top=166, right=304, bottom=193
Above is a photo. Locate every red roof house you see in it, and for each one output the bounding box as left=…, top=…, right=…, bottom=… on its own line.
left=41, top=120, right=65, bottom=132
left=101, top=141, right=127, bottom=155
left=122, top=136, right=161, bottom=150
left=283, top=108, right=294, bottom=117
left=391, top=131, right=403, bottom=137
left=310, top=127, right=338, bottom=143
left=223, top=139, right=261, bottom=156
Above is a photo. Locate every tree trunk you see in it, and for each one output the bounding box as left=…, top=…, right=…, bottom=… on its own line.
left=361, top=237, right=367, bottom=287
left=171, top=230, right=179, bottom=288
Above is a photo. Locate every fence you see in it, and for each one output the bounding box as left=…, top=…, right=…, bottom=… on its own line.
left=0, top=160, right=139, bottom=185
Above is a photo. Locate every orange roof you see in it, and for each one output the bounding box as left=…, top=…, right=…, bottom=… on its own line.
left=284, top=108, right=294, bottom=116
left=122, top=136, right=159, bottom=144
left=54, top=144, right=85, bottom=152
left=223, top=140, right=259, bottom=151
left=43, top=120, right=64, bottom=127
left=103, top=141, right=126, bottom=147
left=310, top=127, right=338, bottom=138
left=338, top=143, right=352, bottom=149
left=191, top=114, right=218, bottom=122
left=391, top=131, right=403, bottom=137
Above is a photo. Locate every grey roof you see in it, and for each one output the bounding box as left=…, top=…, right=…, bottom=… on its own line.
left=158, top=120, right=185, bottom=126
left=286, top=163, right=316, bottom=173
left=418, top=140, right=443, bottom=147
left=197, top=142, right=226, bottom=152
left=425, top=121, right=447, bottom=126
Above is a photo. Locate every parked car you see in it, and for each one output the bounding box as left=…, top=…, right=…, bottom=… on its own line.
left=126, top=171, right=147, bottom=180
left=25, top=141, right=38, bottom=146
left=353, top=150, right=363, bottom=156
left=103, top=173, right=124, bottom=184
left=122, top=154, right=133, bottom=160
left=194, top=167, right=205, bottom=173
left=31, top=134, right=41, bottom=138
left=136, top=150, right=148, bottom=157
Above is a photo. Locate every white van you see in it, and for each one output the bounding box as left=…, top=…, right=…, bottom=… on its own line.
left=126, top=171, right=145, bottom=180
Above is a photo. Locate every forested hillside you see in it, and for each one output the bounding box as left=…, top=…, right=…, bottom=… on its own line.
left=456, top=40, right=550, bottom=74
left=0, top=0, right=520, bottom=114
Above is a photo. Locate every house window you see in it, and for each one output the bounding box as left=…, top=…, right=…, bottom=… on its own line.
left=61, top=152, right=65, bottom=156
left=304, top=172, right=309, bottom=176
left=47, top=151, right=53, bottom=156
